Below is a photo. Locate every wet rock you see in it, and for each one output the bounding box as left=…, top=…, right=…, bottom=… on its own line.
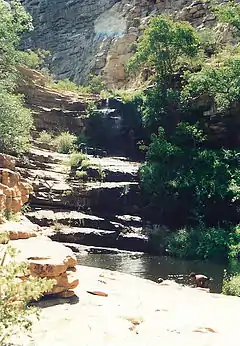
left=117, top=233, right=150, bottom=252
left=47, top=227, right=119, bottom=248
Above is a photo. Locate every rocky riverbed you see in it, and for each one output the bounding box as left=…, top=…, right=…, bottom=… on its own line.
left=11, top=266, right=240, bottom=346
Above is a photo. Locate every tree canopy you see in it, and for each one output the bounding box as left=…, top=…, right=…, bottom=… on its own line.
left=128, top=15, right=200, bottom=82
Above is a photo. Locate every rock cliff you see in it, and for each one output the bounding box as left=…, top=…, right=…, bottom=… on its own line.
left=20, top=0, right=217, bottom=88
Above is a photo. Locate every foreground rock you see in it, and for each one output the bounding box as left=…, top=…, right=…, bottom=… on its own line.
left=5, top=238, right=79, bottom=297
left=13, top=266, right=240, bottom=346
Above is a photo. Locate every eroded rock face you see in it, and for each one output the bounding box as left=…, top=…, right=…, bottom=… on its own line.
left=0, top=154, right=32, bottom=214
left=20, top=0, right=216, bottom=88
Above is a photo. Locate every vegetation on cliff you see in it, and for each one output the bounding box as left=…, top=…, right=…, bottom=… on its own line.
left=128, top=9, right=240, bottom=260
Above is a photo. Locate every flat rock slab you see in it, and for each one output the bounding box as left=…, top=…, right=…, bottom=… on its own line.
left=13, top=266, right=240, bottom=346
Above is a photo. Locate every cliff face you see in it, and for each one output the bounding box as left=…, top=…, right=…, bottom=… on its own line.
left=20, top=0, right=215, bottom=88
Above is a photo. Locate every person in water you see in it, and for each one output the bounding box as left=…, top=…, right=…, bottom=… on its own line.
left=189, top=272, right=211, bottom=288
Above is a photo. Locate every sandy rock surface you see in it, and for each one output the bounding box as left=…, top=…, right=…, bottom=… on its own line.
left=13, top=265, right=240, bottom=346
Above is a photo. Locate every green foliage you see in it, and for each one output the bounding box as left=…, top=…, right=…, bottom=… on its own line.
left=88, top=74, right=106, bottom=94
left=128, top=15, right=200, bottom=81
left=222, top=274, right=240, bottom=297
left=214, top=1, right=240, bottom=34
left=0, top=244, right=54, bottom=344
left=0, top=91, right=33, bottom=154
left=0, top=1, right=34, bottom=154
left=67, top=152, right=88, bottom=169
left=182, top=54, right=240, bottom=110
left=198, top=28, right=219, bottom=56
left=140, top=127, right=239, bottom=226
left=49, top=79, right=90, bottom=94
left=37, top=131, right=53, bottom=144
left=167, top=224, right=230, bottom=260
left=0, top=0, right=33, bottom=90
left=53, top=132, right=76, bottom=154
left=75, top=170, right=88, bottom=181
left=20, top=49, right=51, bottom=69
left=48, top=74, right=106, bottom=95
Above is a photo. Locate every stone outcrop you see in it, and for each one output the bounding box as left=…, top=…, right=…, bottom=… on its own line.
left=0, top=153, right=32, bottom=214
left=7, top=237, right=79, bottom=296
left=21, top=0, right=220, bottom=88
left=18, top=66, right=95, bottom=135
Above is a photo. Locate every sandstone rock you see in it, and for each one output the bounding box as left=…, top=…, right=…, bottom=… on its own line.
left=117, top=233, right=150, bottom=252
left=48, top=227, right=119, bottom=248
left=7, top=238, right=79, bottom=295
left=0, top=153, right=16, bottom=170
left=0, top=153, right=32, bottom=214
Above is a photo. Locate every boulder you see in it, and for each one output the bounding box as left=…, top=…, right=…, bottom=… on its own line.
left=6, top=238, right=79, bottom=296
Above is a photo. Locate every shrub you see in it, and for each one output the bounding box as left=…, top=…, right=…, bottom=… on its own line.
left=67, top=152, right=88, bottom=169
left=166, top=224, right=230, bottom=260
left=75, top=170, right=88, bottom=180
left=37, top=131, right=53, bottom=144
left=49, top=79, right=90, bottom=94
left=0, top=91, right=33, bottom=154
left=140, top=127, right=239, bottom=227
left=0, top=244, right=54, bottom=344
left=53, top=132, right=76, bottom=154
left=222, top=274, right=240, bottom=297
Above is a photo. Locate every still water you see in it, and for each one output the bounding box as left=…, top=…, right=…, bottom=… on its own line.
left=77, top=253, right=240, bottom=293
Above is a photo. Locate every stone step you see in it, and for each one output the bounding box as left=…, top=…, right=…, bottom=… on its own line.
left=41, top=226, right=150, bottom=253
left=25, top=209, right=125, bottom=232
left=29, top=181, right=142, bottom=214
left=64, top=243, right=145, bottom=256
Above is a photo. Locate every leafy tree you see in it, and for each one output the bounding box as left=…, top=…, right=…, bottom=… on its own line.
left=182, top=53, right=240, bottom=111
left=128, top=15, right=200, bottom=83
left=0, top=0, right=34, bottom=154
left=140, top=126, right=240, bottom=227
left=0, top=0, right=32, bottom=90
left=0, top=92, right=33, bottom=153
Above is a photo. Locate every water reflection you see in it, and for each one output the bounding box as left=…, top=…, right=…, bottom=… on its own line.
left=77, top=253, right=240, bottom=293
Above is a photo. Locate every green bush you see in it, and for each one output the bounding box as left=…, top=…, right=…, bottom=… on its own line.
left=166, top=224, right=230, bottom=260
left=53, top=132, right=76, bottom=154
left=222, top=274, right=240, bottom=297
left=75, top=170, right=88, bottom=180
left=140, top=127, right=239, bottom=226
left=67, top=152, right=88, bottom=169
left=0, top=91, right=33, bottom=154
left=0, top=244, right=54, bottom=344
left=37, top=131, right=53, bottom=144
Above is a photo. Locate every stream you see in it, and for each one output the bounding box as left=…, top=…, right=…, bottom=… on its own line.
left=77, top=252, right=240, bottom=293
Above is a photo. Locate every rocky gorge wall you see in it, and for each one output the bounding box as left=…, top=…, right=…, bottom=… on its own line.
left=20, top=0, right=217, bottom=88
